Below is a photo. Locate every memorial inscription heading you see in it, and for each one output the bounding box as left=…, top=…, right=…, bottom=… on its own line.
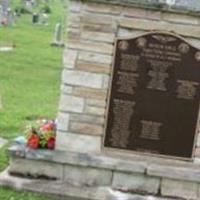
left=104, top=32, right=200, bottom=159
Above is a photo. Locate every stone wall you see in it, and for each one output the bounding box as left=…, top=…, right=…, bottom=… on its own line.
left=56, top=0, right=200, bottom=162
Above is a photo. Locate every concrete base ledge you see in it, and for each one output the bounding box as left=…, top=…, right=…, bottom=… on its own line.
left=0, top=168, right=181, bottom=200
left=8, top=145, right=200, bottom=183
left=7, top=145, right=200, bottom=199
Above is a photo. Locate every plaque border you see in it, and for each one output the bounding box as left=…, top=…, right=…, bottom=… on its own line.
left=102, top=31, right=200, bottom=162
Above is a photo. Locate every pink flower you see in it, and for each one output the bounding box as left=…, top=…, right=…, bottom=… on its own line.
left=40, top=123, right=54, bottom=132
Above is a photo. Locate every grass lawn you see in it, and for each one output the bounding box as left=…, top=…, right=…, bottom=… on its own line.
left=0, top=0, right=67, bottom=199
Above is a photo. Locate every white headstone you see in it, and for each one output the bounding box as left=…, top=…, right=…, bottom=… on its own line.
left=6, top=7, right=13, bottom=26
left=40, top=13, right=49, bottom=25
left=51, top=23, right=64, bottom=47
left=55, top=23, right=62, bottom=42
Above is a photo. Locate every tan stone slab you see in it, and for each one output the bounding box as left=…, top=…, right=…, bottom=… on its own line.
left=70, top=0, right=82, bottom=13
left=64, top=164, right=112, bottom=186
left=67, top=27, right=80, bottom=40
left=81, top=31, right=115, bottom=43
left=85, top=105, right=106, bottom=116
left=69, top=13, right=81, bottom=24
left=56, top=131, right=101, bottom=153
left=119, top=17, right=200, bottom=38
left=163, top=12, right=199, bottom=25
left=102, top=74, right=110, bottom=89
left=68, top=15, right=80, bottom=26
left=148, top=164, right=200, bottom=183
left=63, top=49, right=78, bottom=69
left=195, top=147, right=200, bottom=157
left=59, top=94, right=84, bottom=113
left=60, top=84, right=73, bottom=94
left=118, top=28, right=146, bottom=38
left=76, top=61, right=111, bottom=74
left=57, top=112, right=70, bottom=132
left=78, top=52, right=112, bottom=65
left=9, top=158, right=63, bottom=180
left=69, top=121, right=103, bottom=136
left=70, top=113, right=105, bottom=125
left=86, top=99, right=106, bottom=108
left=85, top=2, right=122, bottom=15
left=82, top=23, right=117, bottom=33
left=122, top=7, right=161, bottom=20
left=62, top=69, right=104, bottom=89
left=73, top=87, right=107, bottom=100
left=122, top=7, right=146, bottom=18
left=112, top=172, right=160, bottom=194
left=161, top=178, right=198, bottom=199
left=67, top=40, right=114, bottom=55
left=82, top=13, right=115, bottom=25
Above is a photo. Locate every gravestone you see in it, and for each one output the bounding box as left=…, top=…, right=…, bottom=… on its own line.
left=32, top=13, right=39, bottom=24
left=6, top=8, right=13, bottom=26
left=104, top=32, right=200, bottom=160
left=51, top=23, right=64, bottom=47
left=40, top=13, right=49, bottom=25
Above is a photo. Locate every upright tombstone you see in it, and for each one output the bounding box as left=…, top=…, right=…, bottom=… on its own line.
left=40, top=13, right=49, bottom=25
left=6, top=8, right=13, bottom=26
left=104, top=32, right=200, bottom=160
left=51, top=23, right=64, bottom=47
left=32, top=13, right=39, bottom=24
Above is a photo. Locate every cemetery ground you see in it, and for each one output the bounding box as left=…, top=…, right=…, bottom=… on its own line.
left=0, top=1, right=66, bottom=199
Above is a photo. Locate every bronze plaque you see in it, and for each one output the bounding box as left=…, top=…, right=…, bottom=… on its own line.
left=104, top=32, right=200, bottom=159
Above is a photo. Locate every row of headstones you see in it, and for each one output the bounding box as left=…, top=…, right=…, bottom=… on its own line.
left=0, top=0, right=52, bottom=26
left=0, top=0, right=64, bottom=45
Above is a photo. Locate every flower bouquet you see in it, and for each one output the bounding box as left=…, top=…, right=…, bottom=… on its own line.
left=25, top=119, right=56, bottom=150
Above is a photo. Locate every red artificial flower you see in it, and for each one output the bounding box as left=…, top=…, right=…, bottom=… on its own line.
left=27, top=135, right=40, bottom=149
left=47, top=137, right=55, bottom=149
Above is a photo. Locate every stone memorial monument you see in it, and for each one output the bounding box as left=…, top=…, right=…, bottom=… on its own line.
left=4, top=0, right=200, bottom=200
